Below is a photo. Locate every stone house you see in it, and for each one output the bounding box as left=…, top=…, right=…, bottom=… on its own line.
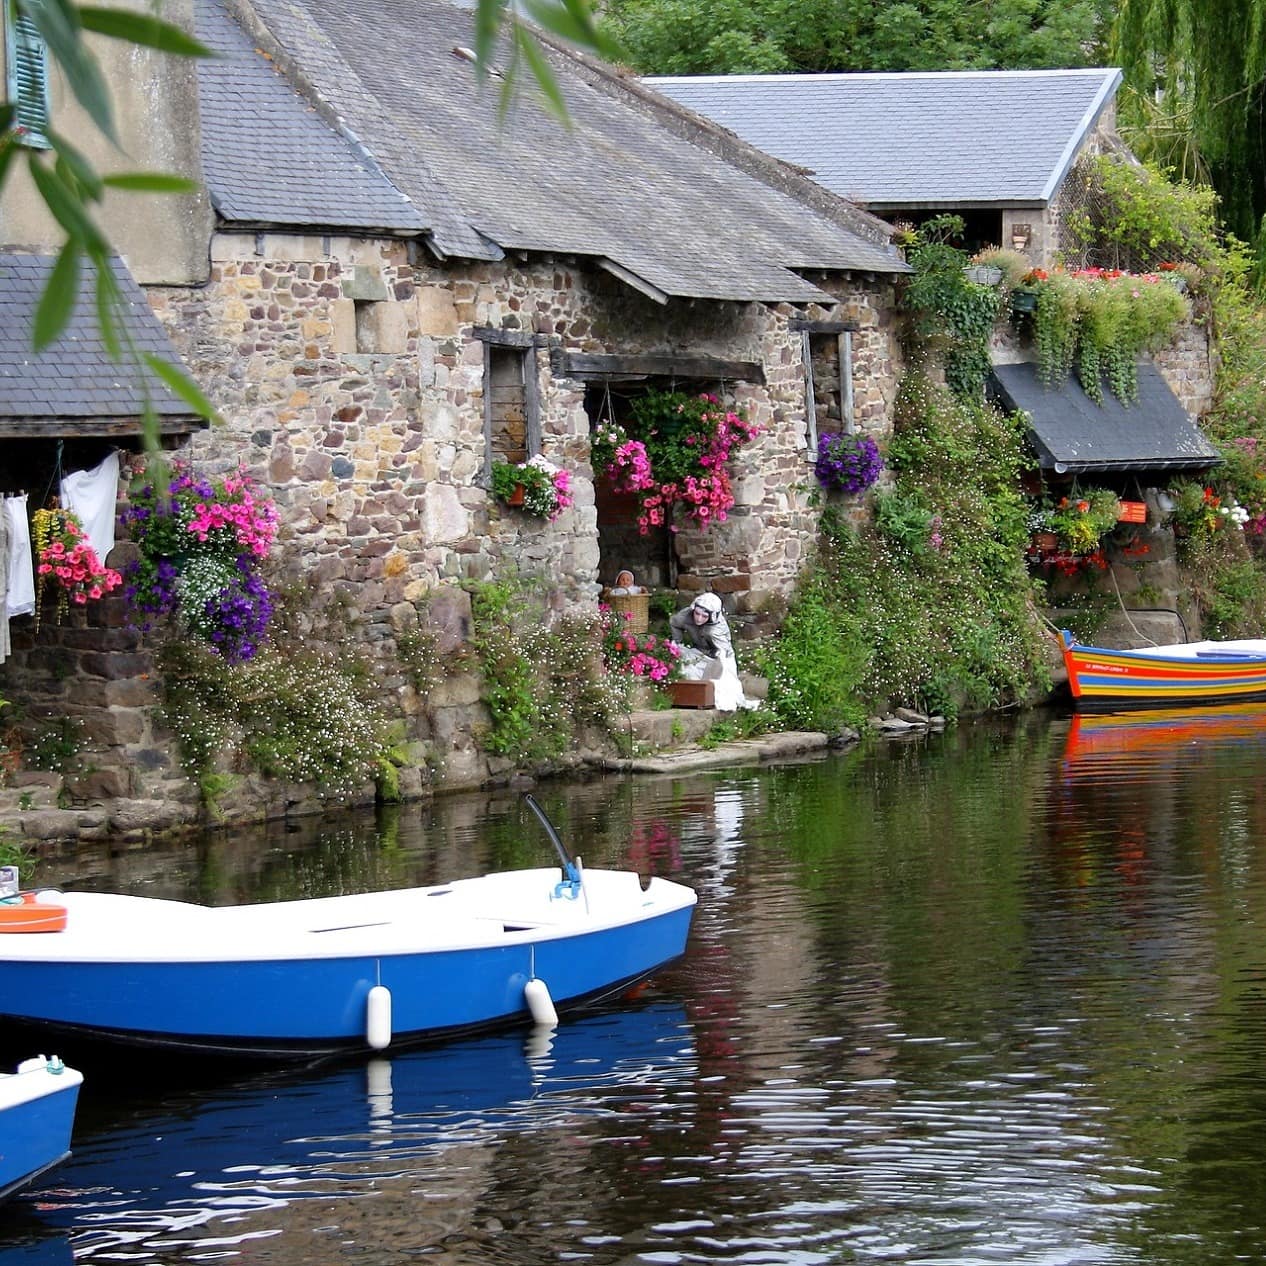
left=0, top=0, right=911, bottom=823
left=648, top=67, right=1222, bottom=538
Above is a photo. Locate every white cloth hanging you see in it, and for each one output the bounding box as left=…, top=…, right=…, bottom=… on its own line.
left=4, top=495, right=35, bottom=619
left=0, top=502, right=11, bottom=663
left=60, top=450, right=120, bottom=565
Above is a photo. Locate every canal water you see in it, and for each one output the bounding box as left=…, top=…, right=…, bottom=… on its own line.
left=5, top=706, right=1266, bottom=1265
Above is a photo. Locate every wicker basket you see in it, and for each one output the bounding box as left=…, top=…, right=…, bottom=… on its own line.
left=603, top=569, right=650, bottom=634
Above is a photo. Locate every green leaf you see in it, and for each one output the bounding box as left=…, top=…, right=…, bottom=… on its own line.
left=523, top=0, right=623, bottom=61
left=77, top=7, right=212, bottom=58
left=49, top=131, right=104, bottom=200
left=102, top=172, right=200, bottom=194
left=92, top=257, right=123, bottom=360
left=26, top=154, right=109, bottom=252
left=142, top=353, right=220, bottom=424
left=32, top=240, right=82, bottom=351
left=515, top=24, right=568, bottom=121
left=473, top=0, right=511, bottom=77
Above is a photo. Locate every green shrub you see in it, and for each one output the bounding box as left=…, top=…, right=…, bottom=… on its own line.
left=767, top=376, right=1050, bottom=721
left=469, top=578, right=624, bottom=763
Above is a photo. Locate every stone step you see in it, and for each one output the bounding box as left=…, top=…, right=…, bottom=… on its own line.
left=0, top=771, right=65, bottom=813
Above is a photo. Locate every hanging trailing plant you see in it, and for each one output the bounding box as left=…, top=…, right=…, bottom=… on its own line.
left=901, top=214, right=1005, bottom=403
left=1020, top=267, right=1190, bottom=403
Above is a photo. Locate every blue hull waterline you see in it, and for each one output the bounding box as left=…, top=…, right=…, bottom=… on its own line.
left=0, top=868, right=698, bottom=1057
left=0, top=1060, right=83, bottom=1202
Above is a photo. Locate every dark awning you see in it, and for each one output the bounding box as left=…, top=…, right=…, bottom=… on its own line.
left=990, top=361, right=1222, bottom=475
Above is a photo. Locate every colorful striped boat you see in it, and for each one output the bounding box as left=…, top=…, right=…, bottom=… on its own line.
left=1061, top=630, right=1266, bottom=710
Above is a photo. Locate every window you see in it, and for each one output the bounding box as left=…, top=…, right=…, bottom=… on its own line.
left=4, top=6, right=50, bottom=150
left=477, top=329, right=540, bottom=478
left=793, top=319, right=857, bottom=456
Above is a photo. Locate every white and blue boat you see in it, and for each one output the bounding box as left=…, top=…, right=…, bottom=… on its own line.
left=0, top=1056, right=83, bottom=1202
left=0, top=801, right=696, bottom=1059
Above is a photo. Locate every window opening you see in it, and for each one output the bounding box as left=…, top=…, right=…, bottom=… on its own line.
left=479, top=333, right=540, bottom=479
left=5, top=7, right=50, bottom=149
left=802, top=329, right=854, bottom=455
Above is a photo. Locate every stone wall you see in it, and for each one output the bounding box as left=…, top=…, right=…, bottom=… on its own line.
left=149, top=232, right=905, bottom=647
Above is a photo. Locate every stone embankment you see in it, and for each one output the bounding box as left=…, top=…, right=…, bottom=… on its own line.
left=0, top=682, right=957, bottom=850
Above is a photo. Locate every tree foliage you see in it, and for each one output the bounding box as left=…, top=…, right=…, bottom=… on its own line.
left=603, top=0, right=1115, bottom=77
left=1112, top=0, right=1266, bottom=266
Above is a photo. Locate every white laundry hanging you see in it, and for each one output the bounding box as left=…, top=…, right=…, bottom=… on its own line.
left=5, top=494, right=35, bottom=619
left=60, top=450, right=120, bottom=565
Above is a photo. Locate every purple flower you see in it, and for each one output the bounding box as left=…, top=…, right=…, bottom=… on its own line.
left=815, top=431, right=883, bottom=494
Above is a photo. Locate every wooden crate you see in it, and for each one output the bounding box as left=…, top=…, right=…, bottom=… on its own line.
left=668, top=680, right=715, bottom=709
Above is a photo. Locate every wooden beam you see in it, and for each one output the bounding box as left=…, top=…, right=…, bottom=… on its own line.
left=473, top=327, right=535, bottom=348
left=598, top=258, right=669, bottom=306
left=0, top=417, right=204, bottom=438
left=788, top=318, right=860, bottom=334
left=560, top=351, right=765, bottom=384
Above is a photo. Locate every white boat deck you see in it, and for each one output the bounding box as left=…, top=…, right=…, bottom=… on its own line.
left=3, top=868, right=692, bottom=963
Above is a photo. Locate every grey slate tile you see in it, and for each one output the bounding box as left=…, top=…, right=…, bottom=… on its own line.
left=0, top=253, right=198, bottom=419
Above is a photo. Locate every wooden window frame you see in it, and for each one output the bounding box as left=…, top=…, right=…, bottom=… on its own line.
left=5, top=7, right=51, bottom=150
left=476, top=328, right=541, bottom=482
left=791, top=318, right=858, bottom=458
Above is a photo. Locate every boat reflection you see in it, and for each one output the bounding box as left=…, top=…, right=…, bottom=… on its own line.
left=21, top=1003, right=693, bottom=1260
left=0, top=1237, right=74, bottom=1266
left=1062, top=702, right=1266, bottom=779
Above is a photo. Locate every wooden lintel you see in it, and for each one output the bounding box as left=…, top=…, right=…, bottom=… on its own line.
left=560, top=351, right=765, bottom=384
left=473, top=327, right=535, bottom=348
left=788, top=318, right=860, bottom=334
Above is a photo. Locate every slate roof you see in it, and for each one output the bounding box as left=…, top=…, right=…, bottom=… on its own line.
left=200, top=0, right=908, bottom=301
left=196, top=0, right=426, bottom=235
left=0, top=252, right=200, bottom=423
left=645, top=69, right=1123, bottom=211
left=991, top=361, right=1221, bottom=474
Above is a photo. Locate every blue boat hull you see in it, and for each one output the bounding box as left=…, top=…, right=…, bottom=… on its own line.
left=0, top=905, right=694, bottom=1058
left=0, top=1071, right=81, bottom=1202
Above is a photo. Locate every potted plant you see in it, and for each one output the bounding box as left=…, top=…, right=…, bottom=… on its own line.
left=490, top=456, right=574, bottom=522
left=814, top=430, right=884, bottom=495
left=589, top=391, right=760, bottom=535
left=970, top=246, right=1032, bottom=291
left=1048, top=488, right=1122, bottom=555
left=120, top=459, right=278, bottom=662
left=31, top=504, right=124, bottom=631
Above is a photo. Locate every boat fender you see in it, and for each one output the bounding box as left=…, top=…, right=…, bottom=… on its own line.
left=524, top=976, right=558, bottom=1027
left=366, top=984, right=392, bottom=1051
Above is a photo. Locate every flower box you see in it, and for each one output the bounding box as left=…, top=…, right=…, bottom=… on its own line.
left=1030, top=530, right=1059, bottom=553
left=668, top=680, right=715, bottom=709
left=1117, top=500, right=1147, bottom=524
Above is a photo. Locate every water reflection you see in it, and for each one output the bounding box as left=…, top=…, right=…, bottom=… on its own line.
left=18, top=1005, right=693, bottom=1262
left=8, top=716, right=1266, bottom=1263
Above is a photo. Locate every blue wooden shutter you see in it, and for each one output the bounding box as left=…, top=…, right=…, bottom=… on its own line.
left=5, top=8, right=50, bottom=149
